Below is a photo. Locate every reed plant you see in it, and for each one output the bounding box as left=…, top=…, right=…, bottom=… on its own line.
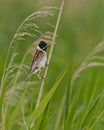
left=0, top=0, right=104, bottom=130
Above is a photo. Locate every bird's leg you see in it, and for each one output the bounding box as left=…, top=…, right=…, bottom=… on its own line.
left=36, top=71, right=46, bottom=80
left=36, top=72, right=42, bottom=79
left=45, top=62, right=49, bottom=67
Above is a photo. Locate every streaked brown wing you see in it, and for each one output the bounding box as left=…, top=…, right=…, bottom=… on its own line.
left=30, top=49, right=44, bottom=73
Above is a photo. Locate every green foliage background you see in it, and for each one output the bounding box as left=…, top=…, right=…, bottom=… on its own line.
left=0, top=0, right=104, bottom=130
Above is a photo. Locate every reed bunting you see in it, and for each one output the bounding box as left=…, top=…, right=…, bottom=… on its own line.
left=30, top=41, right=49, bottom=79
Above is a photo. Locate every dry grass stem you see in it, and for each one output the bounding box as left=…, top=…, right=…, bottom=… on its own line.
left=35, top=0, right=64, bottom=109
left=71, top=41, right=104, bottom=87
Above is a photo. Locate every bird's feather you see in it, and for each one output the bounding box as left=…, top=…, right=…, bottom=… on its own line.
left=30, top=49, right=47, bottom=74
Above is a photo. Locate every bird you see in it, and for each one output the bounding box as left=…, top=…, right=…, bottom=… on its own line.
left=30, top=41, right=49, bottom=79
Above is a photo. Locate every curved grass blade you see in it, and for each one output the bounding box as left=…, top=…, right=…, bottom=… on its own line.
left=64, top=80, right=82, bottom=130
left=71, top=41, right=104, bottom=87
left=20, top=69, right=67, bottom=130
left=80, top=89, right=104, bottom=129
left=89, top=110, right=104, bottom=130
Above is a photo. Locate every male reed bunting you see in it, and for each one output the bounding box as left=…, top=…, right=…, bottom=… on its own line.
left=30, top=41, right=49, bottom=79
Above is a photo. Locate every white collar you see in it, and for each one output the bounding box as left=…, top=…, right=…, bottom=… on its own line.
left=37, top=46, right=42, bottom=50
left=37, top=46, right=45, bottom=52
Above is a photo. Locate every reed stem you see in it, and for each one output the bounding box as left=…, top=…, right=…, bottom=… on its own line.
left=35, top=0, right=64, bottom=109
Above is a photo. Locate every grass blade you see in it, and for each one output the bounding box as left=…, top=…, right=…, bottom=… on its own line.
left=20, top=69, right=67, bottom=130
left=80, top=89, right=104, bottom=129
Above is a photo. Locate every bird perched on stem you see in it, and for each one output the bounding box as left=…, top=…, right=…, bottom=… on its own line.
left=30, top=41, right=49, bottom=79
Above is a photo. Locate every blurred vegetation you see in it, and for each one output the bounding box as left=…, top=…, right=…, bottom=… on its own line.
left=0, top=0, right=104, bottom=130
left=1, top=0, right=104, bottom=78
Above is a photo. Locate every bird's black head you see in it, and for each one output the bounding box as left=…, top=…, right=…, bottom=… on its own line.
left=39, top=41, right=48, bottom=51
